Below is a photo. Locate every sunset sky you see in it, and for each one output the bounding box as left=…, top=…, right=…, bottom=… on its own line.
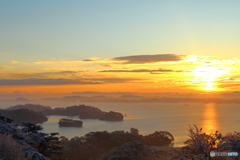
left=1, top=1, right=240, bottom=94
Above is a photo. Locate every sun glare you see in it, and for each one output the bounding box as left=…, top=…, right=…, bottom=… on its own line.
left=204, top=81, right=215, bottom=91
left=192, top=66, right=228, bottom=91
left=193, top=66, right=226, bottom=80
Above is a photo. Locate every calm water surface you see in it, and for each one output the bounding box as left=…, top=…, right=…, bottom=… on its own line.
left=40, top=102, right=240, bottom=146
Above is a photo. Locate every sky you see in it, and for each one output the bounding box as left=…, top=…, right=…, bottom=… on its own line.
left=1, top=0, right=240, bottom=95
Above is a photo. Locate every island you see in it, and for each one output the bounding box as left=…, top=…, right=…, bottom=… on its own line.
left=99, top=111, right=124, bottom=121
left=44, top=105, right=124, bottom=121
left=7, top=104, right=124, bottom=121
left=58, top=118, right=83, bottom=127
left=0, top=108, right=48, bottom=123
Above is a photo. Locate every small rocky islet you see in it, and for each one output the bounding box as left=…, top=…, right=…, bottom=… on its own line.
left=58, top=118, right=83, bottom=127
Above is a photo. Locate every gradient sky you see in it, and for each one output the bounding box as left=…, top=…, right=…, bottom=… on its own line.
left=1, top=0, right=240, bottom=94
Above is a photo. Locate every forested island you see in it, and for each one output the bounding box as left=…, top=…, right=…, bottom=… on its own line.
left=7, top=104, right=124, bottom=121
left=0, top=108, right=48, bottom=123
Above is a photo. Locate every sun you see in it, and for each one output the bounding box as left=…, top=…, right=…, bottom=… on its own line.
left=191, top=66, right=228, bottom=91
left=204, top=81, right=215, bottom=91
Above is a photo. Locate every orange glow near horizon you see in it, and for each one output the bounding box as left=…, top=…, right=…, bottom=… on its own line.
left=0, top=55, right=238, bottom=94
left=0, top=83, right=199, bottom=94
left=0, top=84, right=138, bottom=94
left=0, top=84, right=158, bottom=94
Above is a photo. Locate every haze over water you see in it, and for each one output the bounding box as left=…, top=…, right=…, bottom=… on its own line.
left=37, top=102, right=240, bottom=146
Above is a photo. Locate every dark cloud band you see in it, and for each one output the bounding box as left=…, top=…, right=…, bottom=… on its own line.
left=99, top=68, right=187, bottom=73
left=99, top=69, right=174, bottom=73
left=112, top=54, right=185, bottom=64
left=0, top=77, right=142, bottom=85
left=0, top=79, right=100, bottom=85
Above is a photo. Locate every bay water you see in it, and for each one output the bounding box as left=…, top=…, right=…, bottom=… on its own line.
left=40, top=102, right=240, bottom=146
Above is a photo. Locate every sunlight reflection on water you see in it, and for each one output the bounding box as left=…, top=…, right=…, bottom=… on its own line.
left=203, top=103, right=218, bottom=133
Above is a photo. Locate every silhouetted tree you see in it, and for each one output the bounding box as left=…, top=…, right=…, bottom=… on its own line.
left=21, top=122, right=63, bottom=157
left=0, top=114, right=49, bottom=160
left=172, top=125, right=240, bottom=160
left=55, top=128, right=175, bottom=160
left=0, top=133, right=26, bottom=160
left=144, top=131, right=174, bottom=147
left=100, top=141, right=162, bottom=160
left=130, top=128, right=139, bottom=135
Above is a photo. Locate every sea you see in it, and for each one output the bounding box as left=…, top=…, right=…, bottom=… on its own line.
left=34, top=102, right=240, bottom=147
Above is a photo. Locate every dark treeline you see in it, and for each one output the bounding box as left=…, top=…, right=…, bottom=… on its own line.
left=0, top=113, right=173, bottom=160
left=52, top=129, right=174, bottom=160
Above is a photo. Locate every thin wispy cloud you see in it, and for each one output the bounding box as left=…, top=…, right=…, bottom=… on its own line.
left=35, top=60, right=85, bottom=64
left=0, top=71, right=84, bottom=79
left=34, top=58, right=109, bottom=65
left=11, top=60, right=19, bottom=64
left=1, top=65, right=16, bottom=71
left=0, top=79, right=101, bottom=85
left=99, top=68, right=187, bottom=73
left=84, top=78, right=142, bottom=83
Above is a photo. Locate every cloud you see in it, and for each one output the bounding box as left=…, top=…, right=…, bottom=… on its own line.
left=99, top=64, right=112, bottom=67
left=99, top=68, right=175, bottom=73
left=35, top=57, right=104, bottom=64
left=85, top=78, right=141, bottom=83
left=70, top=91, right=137, bottom=95
left=0, top=77, right=142, bottom=85
left=33, top=54, right=185, bottom=66
left=0, top=79, right=101, bottom=85
left=83, top=57, right=102, bottom=61
left=111, top=54, right=185, bottom=64
left=83, top=59, right=93, bottom=61
left=57, top=71, right=82, bottom=74
left=1, top=71, right=83, bottom=79
left=35, top=61, right=83, bottom=64
left=11, top=60, right=19, bottom=64
left=218, top=83, right=240, bottom=88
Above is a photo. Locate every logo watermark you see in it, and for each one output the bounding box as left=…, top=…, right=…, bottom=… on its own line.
left=210, top=151, right=238, bottom=157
